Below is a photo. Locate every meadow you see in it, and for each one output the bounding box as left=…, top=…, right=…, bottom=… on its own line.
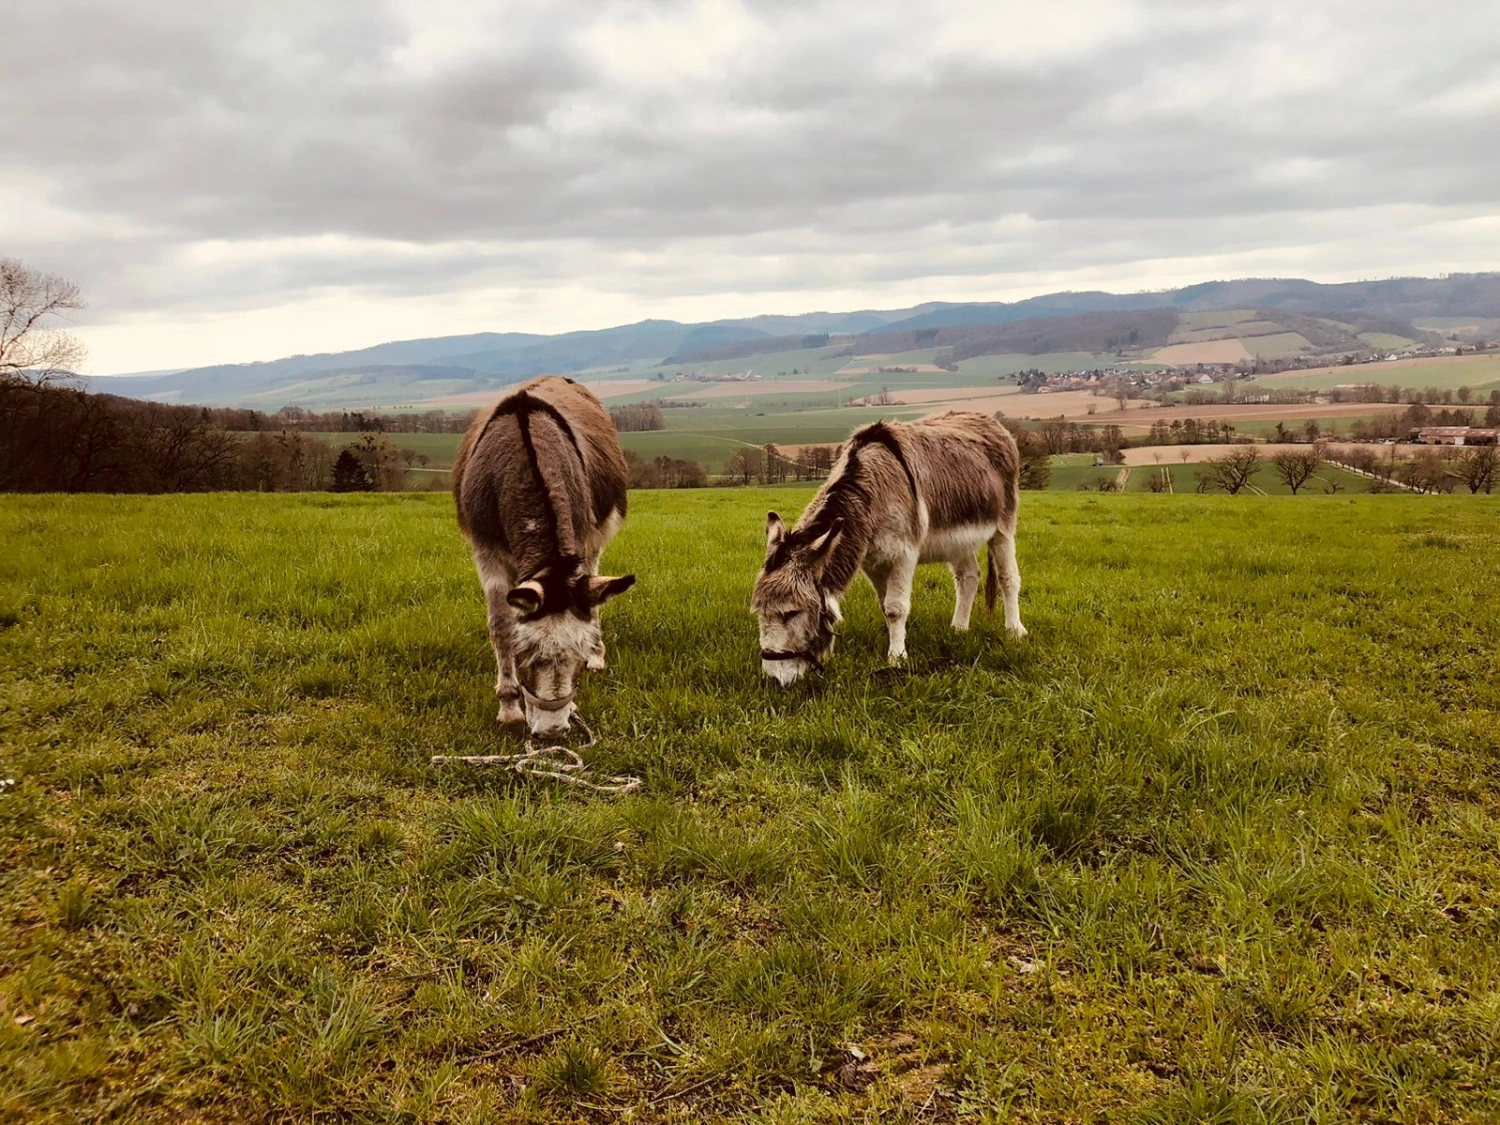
left=1250, top=354, right=1500, bottom=393
left=2, top=490, right=1498, bottom=1123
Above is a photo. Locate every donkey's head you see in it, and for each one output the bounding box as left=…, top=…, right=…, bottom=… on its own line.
left=751, top=511, right=843, bottom=686
left=507, top=568, right=635, bottom=737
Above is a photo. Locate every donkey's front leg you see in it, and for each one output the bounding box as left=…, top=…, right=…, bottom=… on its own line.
left=880, top=553, right=918, bottom=663
left=583, top=551, right=607, bottom=672
left=478, top=559, right=526, bottom=728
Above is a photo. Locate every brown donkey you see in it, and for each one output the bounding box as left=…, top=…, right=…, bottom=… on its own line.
left=453, top=377, right=635, bottom=736
left=752, top=411, right=1023, bottom=684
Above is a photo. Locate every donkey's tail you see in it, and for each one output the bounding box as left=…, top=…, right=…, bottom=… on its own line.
left=985, top=537, right=1000, bottom=613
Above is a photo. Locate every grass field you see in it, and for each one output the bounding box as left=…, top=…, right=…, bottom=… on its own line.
left=1251, top=354, right=1500, bottom=393
left=4, top=491, right=1499, bottom=1123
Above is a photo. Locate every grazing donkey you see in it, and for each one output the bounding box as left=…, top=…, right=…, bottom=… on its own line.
left=752, top=412, right=1023, bottom=685
left=453, top=377, right=635, bottom=737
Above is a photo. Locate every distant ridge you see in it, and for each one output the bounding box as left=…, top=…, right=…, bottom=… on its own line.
left=88, top=273, right=1500, bottom=408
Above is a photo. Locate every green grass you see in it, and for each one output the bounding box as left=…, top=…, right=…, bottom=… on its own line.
left=3, top=491, right=1499, bottom=1122
left=1252, top=355, right=1500, bottom=392
left=619, top=405, right=931, bottom=466
left=1048, top=464, right=1124, bottom=491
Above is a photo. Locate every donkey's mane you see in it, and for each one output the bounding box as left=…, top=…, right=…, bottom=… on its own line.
left=765, top=421, right=917, bottom=593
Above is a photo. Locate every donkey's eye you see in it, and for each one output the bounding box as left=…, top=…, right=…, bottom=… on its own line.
left=780, top=610, right=800, bottom=624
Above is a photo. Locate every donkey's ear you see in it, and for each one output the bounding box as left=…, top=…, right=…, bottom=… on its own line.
left=506, top=581, right=545, bottom=616
left=585, top=574, right=636, bottom=607
left=766, top=511, right=786, bottom=554
left=806, top=517, right=845, bottom=570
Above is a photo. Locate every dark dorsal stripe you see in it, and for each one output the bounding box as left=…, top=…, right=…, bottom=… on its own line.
left=849, top=421, right=918, bottom=501
left=475, top=391, right=587, bottom=467
left=474, top=391, right=588, bottom=601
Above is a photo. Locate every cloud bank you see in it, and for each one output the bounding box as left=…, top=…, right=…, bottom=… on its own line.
left=4, top=0, right=1498, bottom=371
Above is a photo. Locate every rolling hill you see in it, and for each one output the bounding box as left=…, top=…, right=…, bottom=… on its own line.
left=86, top=274, right=1500, bottom=409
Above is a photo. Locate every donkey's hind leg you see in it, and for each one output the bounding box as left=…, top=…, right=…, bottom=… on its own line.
left=989, top=530, right=1026, bottom=638
left=950, top=551, right=982, bottom=632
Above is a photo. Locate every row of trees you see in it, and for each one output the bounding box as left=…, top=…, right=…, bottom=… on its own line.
left=0, top=375, right=419, bottom=493
left=231, top=406, right=475, bottom=434
left=608, top=403, right=664, bottom=432
left=1185, top=443, right=1497, bottom=496
left=1338, top=444, right=1496, bottom=494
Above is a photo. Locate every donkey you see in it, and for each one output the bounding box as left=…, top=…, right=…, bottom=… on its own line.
left=453, top=376, right=635, bottom=737
left=751, top=412, right=1024, bottom=684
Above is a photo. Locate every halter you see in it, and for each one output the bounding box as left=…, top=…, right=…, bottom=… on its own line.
left=521, top=683, right=576, bottom=713
left=760, top=601, right=840, bottom=666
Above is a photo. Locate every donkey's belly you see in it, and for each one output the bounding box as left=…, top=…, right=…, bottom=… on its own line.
left=917, top=521, right=995, bottom=564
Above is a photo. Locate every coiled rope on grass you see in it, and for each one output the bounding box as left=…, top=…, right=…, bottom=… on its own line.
left=430, top=716, right=643, bottom=795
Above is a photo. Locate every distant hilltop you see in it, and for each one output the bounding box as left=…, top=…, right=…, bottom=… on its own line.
left=90, top=274, right=1500, bottom=410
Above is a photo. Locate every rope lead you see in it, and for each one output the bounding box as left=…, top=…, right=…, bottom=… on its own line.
left=430, top=716, right=642, bottom=795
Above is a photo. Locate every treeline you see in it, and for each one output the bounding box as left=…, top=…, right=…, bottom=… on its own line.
left=1027, top=418, right=1133, bottom=457
left=0, top=376, right=416, bottom=493
left=1141, top=418, right=1248, bottom=445
left=623, top=451, right=707, bottom=488
left=1338, top=445, right=1496, bottom=494
left=608, top=403, right=664, bottom=432
left=213, top=405, right=474, bottom=433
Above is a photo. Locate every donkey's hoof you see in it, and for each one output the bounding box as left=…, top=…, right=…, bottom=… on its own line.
left=1006, top=623, right=1028, bottom=639
left=497, top=702, right=526, bottom=728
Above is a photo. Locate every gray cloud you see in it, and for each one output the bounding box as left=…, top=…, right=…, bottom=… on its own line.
left=3, top=0, right=1499, bottom=362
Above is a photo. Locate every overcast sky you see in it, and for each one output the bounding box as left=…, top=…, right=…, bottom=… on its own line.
left=5, top=0, right=1499, bottom=374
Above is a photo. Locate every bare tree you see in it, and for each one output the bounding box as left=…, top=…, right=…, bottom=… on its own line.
left=0, top=258, right=86, bottom=379
left=1453, top=445, right=1497, bottom=494
left=762, top=443, right=788, bottom=484
left=1200, top=444, right=1263, bottom=495
left=725, top=447, right=762, bottom=485
left=1271, top=445, right=1323, bottom=495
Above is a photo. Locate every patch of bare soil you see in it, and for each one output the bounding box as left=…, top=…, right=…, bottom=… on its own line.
left=1151, top=339, right=1252, bottom=364
left=826, top=1030, right=952, bottom=1113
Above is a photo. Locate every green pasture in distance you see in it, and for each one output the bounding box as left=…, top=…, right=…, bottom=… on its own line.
left=1225, top=416, right=1387, bottom=440
left=3, top=490, right=1497, bottom=1122
left=1121, top=461, right=1373, bottom=496
left=284, top=431, right=465, bottom=466
left=1252, top=354, right=1500, bottom=392
left=1046, top=464, right=1121, bottom=491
